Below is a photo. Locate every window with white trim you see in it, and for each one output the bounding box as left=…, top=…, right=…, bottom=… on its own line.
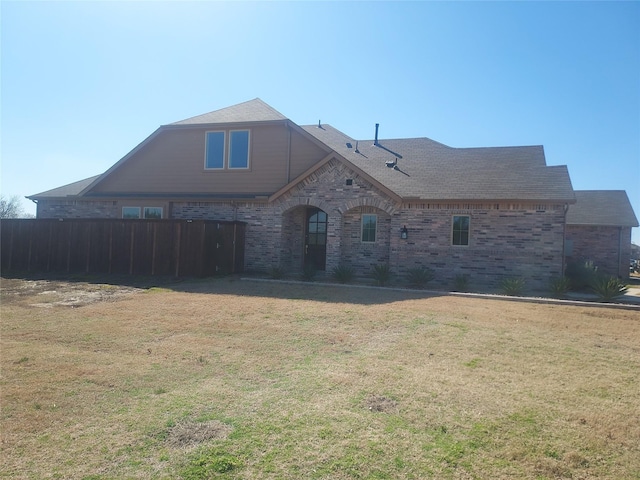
left=362, top=214, right=377, bottom=243
left=229, top=130, right=250, bottom=169
left=205, top=131, right=225, bottom=169
left=205, top=130, right=250, bottom=170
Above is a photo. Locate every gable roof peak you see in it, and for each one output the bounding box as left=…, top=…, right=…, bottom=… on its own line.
left=567, top=190, right=638, bottom=227
left=170, top=98, right=287, bottom=126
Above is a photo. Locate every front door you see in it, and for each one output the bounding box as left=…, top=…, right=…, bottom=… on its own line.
left=304, top=207, right=327, bottom=271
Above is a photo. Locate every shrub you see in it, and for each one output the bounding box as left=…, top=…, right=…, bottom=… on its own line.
left=590, top=276, right=629, bottom=302
left=548, top=276, right=571, bottom=298
left=406, top=267, right=435, bottom=288
left=566, top=260, right=599, bottom=291
left=500, top=277, right=525, bottom=296
left=301, top=264, right=317, bottom=281
left=332, top=265, right=354, bottom=284
left=371, top=264, right=392, bottom=286
left=453, top=274, right=469, bottom=292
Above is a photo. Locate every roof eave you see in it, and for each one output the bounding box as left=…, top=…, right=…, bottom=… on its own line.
left=400, top=197, right=576, bottom=204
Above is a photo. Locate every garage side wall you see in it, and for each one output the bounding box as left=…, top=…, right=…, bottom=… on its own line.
left=565, top=225, right=632, bottom=279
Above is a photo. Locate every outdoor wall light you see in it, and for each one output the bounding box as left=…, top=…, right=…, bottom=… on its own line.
left=400, top=226, right=408, bottom=239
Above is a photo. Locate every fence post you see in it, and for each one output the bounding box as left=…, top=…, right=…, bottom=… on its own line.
left=151, top=222, right=157, bottom=276
left=86, top=222, right=92, bottom=274
left=47, top=222, right=53, bottom=272
left=27, top=222, right=33, bottom=272
left=108, top=222, right=113, bottom=275
left=174, top=222, right=181, bottom=278
left=66, top=221, right=72, bottom=272
left=232, top=223, right=237, bottom=274
left=129, top=224, right=135, bottom=275
left=8, top=221, right=14, bottom=271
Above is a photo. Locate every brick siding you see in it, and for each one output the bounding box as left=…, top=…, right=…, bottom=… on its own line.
left=565, top=225, right=631, bottom=278
left=36, top=160, right=570, bottom=290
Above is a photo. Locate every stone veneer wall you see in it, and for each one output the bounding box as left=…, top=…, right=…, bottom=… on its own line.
left=565, top=225, right=631, bottom=279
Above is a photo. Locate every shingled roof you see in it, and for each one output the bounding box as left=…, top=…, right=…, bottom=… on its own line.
left=28, top=99, right=578, bottom=205
left=301, top=124, right=575, bottom=203
left=171, top=98, right=287, bottom=125
left=28, top=175, right=101, bottom=199
left=566, top=190, right=638, bottom=227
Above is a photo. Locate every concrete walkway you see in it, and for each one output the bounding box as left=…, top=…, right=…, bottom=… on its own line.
left=622, top=285, right=640, bottom=304
left=243, top=277, right=640, bottom=311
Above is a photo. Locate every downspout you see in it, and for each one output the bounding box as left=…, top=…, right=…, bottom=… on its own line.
left=29, top=198, right=38, bottom=218
left=286, top=122, right=292, bottom=183
left=561, top=203, right=569, bottom=276
left=618, top=226, right=623, bottom=278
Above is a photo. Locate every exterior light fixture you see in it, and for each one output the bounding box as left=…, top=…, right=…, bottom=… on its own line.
left=401, top=226, right=408, bottom=239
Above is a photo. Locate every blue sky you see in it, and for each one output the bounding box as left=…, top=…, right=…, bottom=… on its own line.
left=2, top=1, right=639, bottom=242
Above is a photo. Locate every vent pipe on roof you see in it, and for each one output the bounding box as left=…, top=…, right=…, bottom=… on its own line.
left=355, top=141, right=360, bottom=153
left=318, top=120, right=321, bottom=128
left=374, top=123, right=379, bottom=145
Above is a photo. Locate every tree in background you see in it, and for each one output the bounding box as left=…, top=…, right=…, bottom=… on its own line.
left=0, top=195, right=32, bottom=218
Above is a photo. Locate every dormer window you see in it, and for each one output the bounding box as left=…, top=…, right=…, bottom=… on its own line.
left=229, top=130, right=249, bottom=169
left=205, top=132, right=225, bottom=169
left=205, top=130, right=250, bottom=170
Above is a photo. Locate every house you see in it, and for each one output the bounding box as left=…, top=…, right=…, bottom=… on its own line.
left=565, top=190, right=638, bottom=278
left=28, top=98, right=635, bottom=289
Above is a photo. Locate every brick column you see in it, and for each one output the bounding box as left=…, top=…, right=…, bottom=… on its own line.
left=325, top=211, right=342, bottom=272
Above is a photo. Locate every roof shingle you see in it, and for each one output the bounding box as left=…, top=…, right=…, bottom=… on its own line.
left=171, top=98, right=287, bottom=126
left=27, top=175, right=102, bottom=199
left=566, top=190, right=638, bottom=227
left=301, top=124, right=575, bottom=202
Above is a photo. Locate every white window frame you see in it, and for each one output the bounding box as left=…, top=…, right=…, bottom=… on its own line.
left=204, top=131, right=226, bottom=170
left=228, top=129, right=250, bottom=169
left=204, top=129, right=251, bottom=170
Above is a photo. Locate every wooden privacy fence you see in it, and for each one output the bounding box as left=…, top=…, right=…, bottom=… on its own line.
left=0, top=219, right=245, bottom=277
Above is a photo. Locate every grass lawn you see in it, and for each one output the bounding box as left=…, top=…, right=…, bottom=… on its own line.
left=1, top=276, right=639, bottom=479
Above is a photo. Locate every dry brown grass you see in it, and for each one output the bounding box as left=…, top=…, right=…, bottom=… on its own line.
left=1, top=276, right=639, bottom=479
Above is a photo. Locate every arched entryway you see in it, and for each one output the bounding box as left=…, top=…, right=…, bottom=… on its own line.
left=304, top=207, right=328, bottom=271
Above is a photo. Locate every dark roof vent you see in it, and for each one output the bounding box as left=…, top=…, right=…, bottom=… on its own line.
left=374, top=123, right=380, bottom=146
left=355, top=141, right=360, bottom=153
left=386, top=158, right=398, bottom=168
left=346, top=142, right=353, bottom=149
